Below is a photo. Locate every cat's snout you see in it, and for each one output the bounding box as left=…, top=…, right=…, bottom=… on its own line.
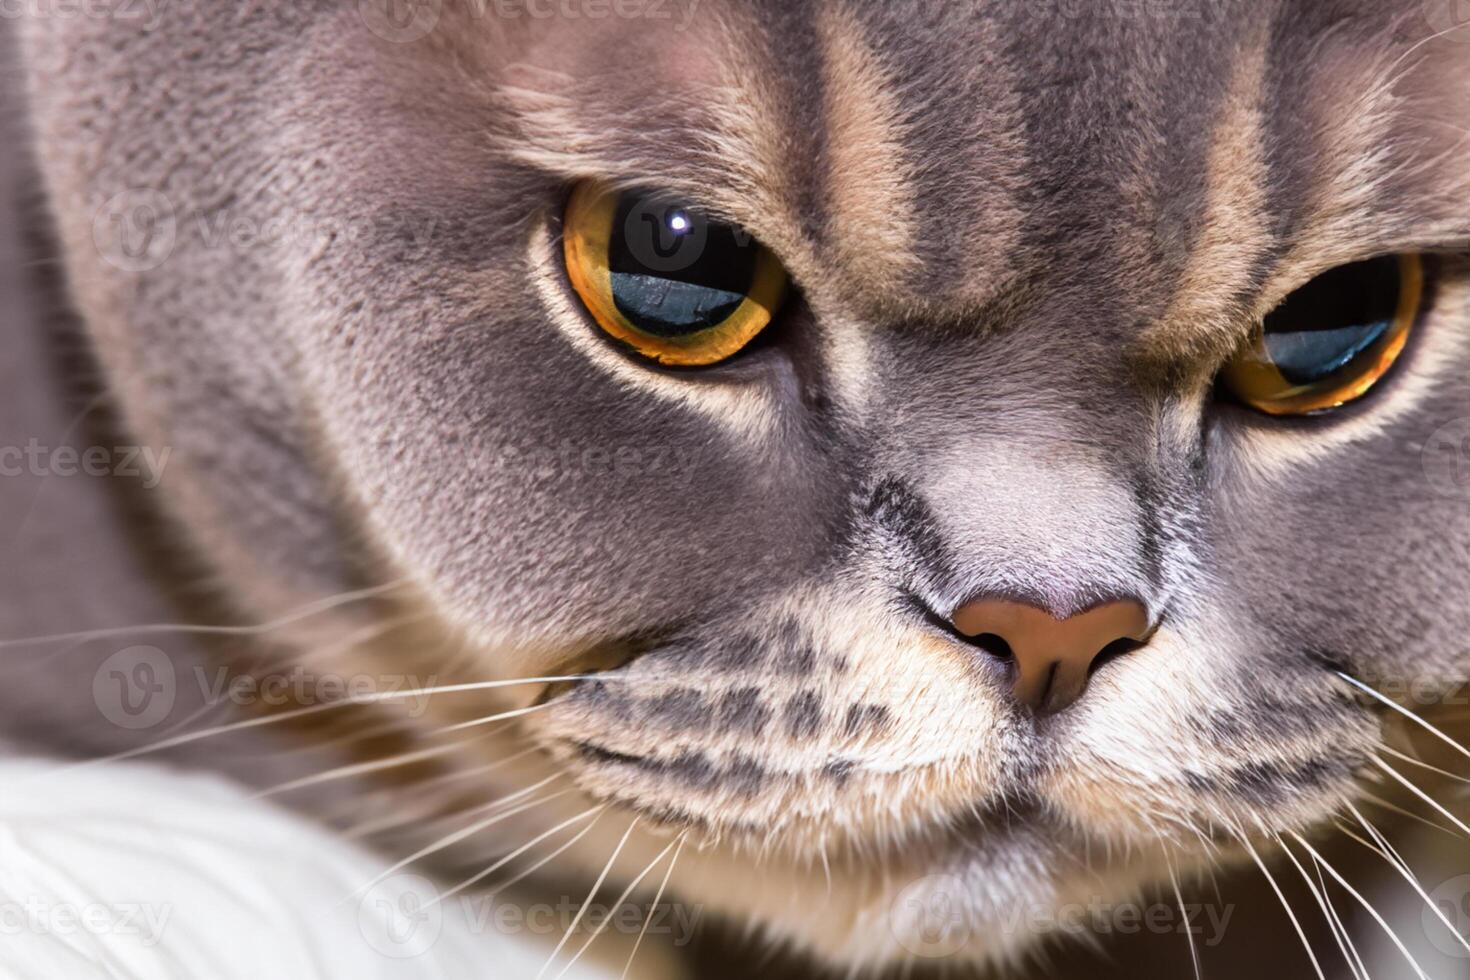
left=950, top=596, right=1150, bottom=715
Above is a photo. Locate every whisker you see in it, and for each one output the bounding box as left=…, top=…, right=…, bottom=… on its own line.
left=1332, top=819, right=1382, bottom=854
left=1379, top=744, right=1470, bottom=787
left=620, top=834, right=685, bottom=980
left=1372, top=756, right=1470, bottom=837
left=1287, top=831, right=1430, bottom=980
left=348, top=774, right=568, bottom=900
left=340, top=746, right=546, bottom=841
left=1312, top=858, right=1371, bottom=980
left=483, top=811, right=608, bottom=902
left=0, top=578, right=413, bottom=650
left=287, top=611, right=431, bottom=663
left=1164, top=850, right=1201, bottom=980
left=535, top=817, right=639, bottom=980
left=255, top=737, right=484, bottom=798
left=147, top=689, right=238, bottom=741
left=437, top=701, right=553, bottom=735
left=54, top=675, right=604, bottom=775
left=1274, top=834, right=1369, bottom=980
left=432, top=806, right=605, bottom=907
left=1344, top=801, right=1470, bottom=958
left=1381, top=17, right=1470, bottom=87
left=1336, top=672, right=1470, bottom=765
left=552, top=833, right=680, bottom=980
left=1236, top=829, right=1325, bottom=980
left=1357, top=790, right=1461, bottom=838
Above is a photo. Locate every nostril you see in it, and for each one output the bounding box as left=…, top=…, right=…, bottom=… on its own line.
left=1089, top=636, right=1145, bottom=675
left=947, top=592, right=1151, bottom=714
left=908, top=596, right=1017, bottom=665
left=969, top=632, right=1014, bottom=662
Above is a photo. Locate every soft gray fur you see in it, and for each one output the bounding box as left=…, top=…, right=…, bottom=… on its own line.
left=5, top=0, right=1470, bottom=976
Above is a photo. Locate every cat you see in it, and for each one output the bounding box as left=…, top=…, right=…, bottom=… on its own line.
left=6, top=0, right=1470, bottom=976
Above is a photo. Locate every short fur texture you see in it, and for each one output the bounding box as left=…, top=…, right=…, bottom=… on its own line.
left=8, top=0, right=1470, bottom=974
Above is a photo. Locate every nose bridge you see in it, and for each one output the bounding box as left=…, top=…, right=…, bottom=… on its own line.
left=952, top=596, right=1151, bottom=714
left=869, top=348, right=1165, bottom=713
left=923, top=448, right=1151, bottom=598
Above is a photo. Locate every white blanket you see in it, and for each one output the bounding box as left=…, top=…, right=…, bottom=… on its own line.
left=0, top=760, right=676, bottom=980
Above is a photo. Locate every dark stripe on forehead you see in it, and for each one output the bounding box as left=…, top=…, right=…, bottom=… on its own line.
left=748, top=0, right=829, bottom=250
left=987, top=3, right=1238, bottom=318
left=1256, top=4, right=1334, bottom=280
left=1253, top=3, right=1417, bottom=281
left=847, top=1, right=1026, bottom=302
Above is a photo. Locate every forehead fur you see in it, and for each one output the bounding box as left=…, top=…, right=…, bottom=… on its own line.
left=431, top=0, right=1470, bottom=346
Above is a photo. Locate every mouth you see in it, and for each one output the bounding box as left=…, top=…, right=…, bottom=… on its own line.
left=525, top=623, right=1376, bottom=896
left=559, top=722, right=1093, bottom=867
left=562, top=740, right=774, bottom=838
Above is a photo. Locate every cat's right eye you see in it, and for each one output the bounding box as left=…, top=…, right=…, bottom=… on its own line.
left=1220, top=254, right=1424, bottom=416
left=562, top=181, right=789, bottom=367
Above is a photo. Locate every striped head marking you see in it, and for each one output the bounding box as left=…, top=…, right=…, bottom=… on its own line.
left=22, top=0, right=1470, bottom=969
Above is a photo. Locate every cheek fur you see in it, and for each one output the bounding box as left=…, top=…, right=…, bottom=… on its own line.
left=17, top=0, right=1470, bottom=973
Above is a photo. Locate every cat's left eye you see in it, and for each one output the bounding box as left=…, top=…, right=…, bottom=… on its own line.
left=1221, top=254, right=1424, bottom=416
left=562, top=182, right=788, bottom=367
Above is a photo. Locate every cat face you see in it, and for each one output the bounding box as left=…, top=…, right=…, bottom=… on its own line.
left=21, top=0, right=1470, bottom=967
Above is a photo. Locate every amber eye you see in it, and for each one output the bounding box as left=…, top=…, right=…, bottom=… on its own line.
left=562, top=182, right=788, bottom=367
left=1221, top=254, right=1424, bottom=416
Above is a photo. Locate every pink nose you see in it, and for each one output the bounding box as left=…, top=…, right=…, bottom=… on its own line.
left=951, top=597, right=1150, bottom=714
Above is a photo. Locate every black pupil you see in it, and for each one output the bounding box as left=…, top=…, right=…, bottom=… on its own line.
left=606, top=196, right=758, bottom=338
left=1262, top=255, right=1402, bottom=386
